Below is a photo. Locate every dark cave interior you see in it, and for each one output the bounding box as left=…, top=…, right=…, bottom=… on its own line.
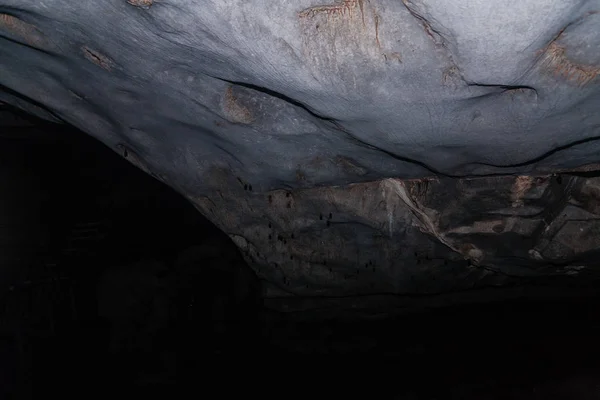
left=1, top=108, right=600, bottom=399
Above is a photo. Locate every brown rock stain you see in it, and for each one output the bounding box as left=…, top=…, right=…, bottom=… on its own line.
left=81, top=46, right=114, bottom=71
left=127, top=0, right=153, bottom=9
left=542, top=42, right=600, bottom=86
left=0, top=13, right=44, bottom=48
left=298, top=0, right=383, bottom=79
left=511, top=176, right=534, bottom=208
left=223, top=86, right=254, bottom=124
left=373, top=12, right=381, bottom=48
left=383, top=52, right=402, bottom=63
left=299, top=0, right=366, bottom=25
left=442, top=66, right=460, bottom=86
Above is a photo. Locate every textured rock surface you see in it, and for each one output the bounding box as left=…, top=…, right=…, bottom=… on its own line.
left=2, top=0, right=600, bottom=313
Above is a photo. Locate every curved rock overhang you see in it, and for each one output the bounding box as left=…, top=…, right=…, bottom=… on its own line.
left=2, top=0, right=600, bottom=315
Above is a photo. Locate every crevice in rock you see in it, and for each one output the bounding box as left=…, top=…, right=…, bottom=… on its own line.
left=208, top=75, right=337, bottom=122
left=466, top=82, right=539, bottom=97
left=471, top=133, right=600, bottom=169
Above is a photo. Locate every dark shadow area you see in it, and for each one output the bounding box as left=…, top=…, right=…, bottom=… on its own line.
left=1, top=110, right=600, bottom=399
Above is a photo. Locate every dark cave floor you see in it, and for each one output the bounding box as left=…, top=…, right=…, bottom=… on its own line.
left=17, top=295, right=600, bottom=400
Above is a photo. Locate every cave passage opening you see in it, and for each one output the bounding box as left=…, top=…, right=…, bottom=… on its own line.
left=0, top=109, right=268, bottom=397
